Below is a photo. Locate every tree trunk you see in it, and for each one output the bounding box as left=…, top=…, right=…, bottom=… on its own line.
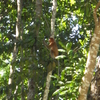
left=78, top=1, right=100, bottom=100
left=7, top=0, right=21, bottom=99
left=87, top=56, right=100, bottom=100
left=43, top=0, right=57, bottom=100
left=27, top=0, right=42, bottom=99
left=27, top=78, right=35, bottom=100
left=43, top=63, right=55, bottom=100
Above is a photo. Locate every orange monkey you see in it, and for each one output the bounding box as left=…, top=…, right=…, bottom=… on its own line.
left=48, top=38, right=58, bottom=58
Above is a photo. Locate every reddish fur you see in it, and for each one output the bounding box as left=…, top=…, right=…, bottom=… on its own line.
left=49, top=38, right=58, bottom=58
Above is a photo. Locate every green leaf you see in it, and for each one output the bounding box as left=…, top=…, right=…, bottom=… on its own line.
left=66, top=43, right=72, bottom=51
left=70, top=0, right=76, bottom=6
left=60, top=90, right=67, bottom=95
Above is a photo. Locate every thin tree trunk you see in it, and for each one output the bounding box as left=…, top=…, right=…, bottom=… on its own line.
left=43, top=0, right=57, bottom=100
left=18, top=0, right=25, bottom=99
left=43, top=63, right=53, bottom=100
left=51, top=0, right=57, bottom=38
left=78, top=1, right=100, bottom=100
left=7, top=0, right=21, bottom=99
left=27, top=0, right=42, bottom=100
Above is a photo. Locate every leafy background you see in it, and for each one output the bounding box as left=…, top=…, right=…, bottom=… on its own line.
left=0, top=0, right=97, bottom=99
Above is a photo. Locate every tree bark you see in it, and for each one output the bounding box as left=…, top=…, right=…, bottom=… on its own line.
left=78, top=1, right=100, bottom=100
left=43, top=0, right=57, bottom=100
left=51, top=0, right=57, bottom=38
left=7, top=0, right=21, bottom=99
left=87, top=56, right=100, bottom=100
left=27, top=0, right=42, bottom=100
left=43, top=62, right=56, bottom=100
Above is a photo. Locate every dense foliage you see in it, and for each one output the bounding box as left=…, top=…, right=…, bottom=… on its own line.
left=0, top=0, right=98, bottom=99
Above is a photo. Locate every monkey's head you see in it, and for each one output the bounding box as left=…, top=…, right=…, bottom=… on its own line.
left=49, top=38, right=55, bottom=43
